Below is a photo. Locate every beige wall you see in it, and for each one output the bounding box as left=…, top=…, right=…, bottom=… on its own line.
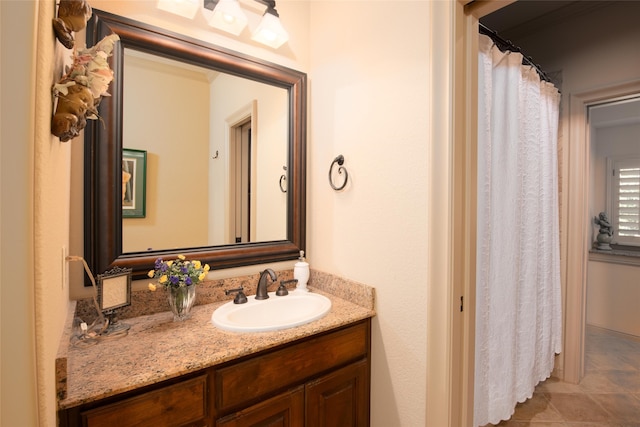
left=5, top=1, right=447, bottom=425
left=2, top=1, right=74, bottom=426
left=1, top=3, right=40, bottom=426
left=587, top=261, right=640, bottom=336
left=308, top=3, right=431, bottom=425
left=122, top=55, right=210, bottom=252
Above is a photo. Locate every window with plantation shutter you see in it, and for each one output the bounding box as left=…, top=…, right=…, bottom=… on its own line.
left=608, top=157, right=640, bottom=246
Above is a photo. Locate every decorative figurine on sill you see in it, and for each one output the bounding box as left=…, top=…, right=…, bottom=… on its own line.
left=52, top=0, right=93, bottom=49
left=594, top=211, right=613, bottom=251
left=51, top=33, right=119, bottom=142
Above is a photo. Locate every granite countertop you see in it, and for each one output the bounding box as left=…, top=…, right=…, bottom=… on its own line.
left=57, top=271, right=375, bottom=410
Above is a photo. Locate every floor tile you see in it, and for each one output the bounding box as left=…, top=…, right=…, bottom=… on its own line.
left=543, top=393, right=610, bottom=422
left=579, top=371, right=626, bottom=393
left=607, top=370, right=640, bottom=393
left=535, top=376, right=583, bottom=394
left=510, top=393, right=563, bottom=422
left=589, top=393, right=640, bottom=423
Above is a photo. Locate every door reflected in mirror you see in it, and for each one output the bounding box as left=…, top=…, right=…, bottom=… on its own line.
left=121, top=49, right=288, bottom=253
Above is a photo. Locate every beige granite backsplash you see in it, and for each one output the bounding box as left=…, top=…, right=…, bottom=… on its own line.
left=309, top=269, right=375, bottom=311
left=73, top=269, right=374, bottom=323
left=74, top=269, right=294, bottom=323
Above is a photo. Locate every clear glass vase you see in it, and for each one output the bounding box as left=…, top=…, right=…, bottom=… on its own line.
left=168, top=284, right=196, bottom=321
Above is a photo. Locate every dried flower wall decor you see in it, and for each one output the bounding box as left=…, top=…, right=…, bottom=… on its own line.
left=51, top=33, right=119, bottom=142
left=53, top=0, right=93, bottom=49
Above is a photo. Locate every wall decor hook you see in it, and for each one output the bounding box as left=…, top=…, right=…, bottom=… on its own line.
left=212, top=150, right=219, bottom=159
left=279, top=165, right=287, bottom=193
left=329, top=155, right=348, bottom=191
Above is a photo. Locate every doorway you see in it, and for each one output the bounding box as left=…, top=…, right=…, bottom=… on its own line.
left=229, top=119, right=252, bottom=243
left=225, top=100, right=258, bottom=245
left=452, top=1, right=640, bottom=425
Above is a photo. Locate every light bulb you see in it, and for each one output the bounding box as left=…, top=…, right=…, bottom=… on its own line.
left=203, top=0, right=247, bottom=36
left=251, top=12, right=289, bottom=49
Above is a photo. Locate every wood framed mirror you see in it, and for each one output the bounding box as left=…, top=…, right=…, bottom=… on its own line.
left=84, top=9, right=306, bottom=281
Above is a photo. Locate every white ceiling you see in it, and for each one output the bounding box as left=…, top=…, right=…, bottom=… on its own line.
left=590, top=98, right=640, bottom=128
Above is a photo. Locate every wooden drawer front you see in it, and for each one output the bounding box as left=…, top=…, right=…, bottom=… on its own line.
left=216, top=321, right=369, bottom=412
left=216, top=386, right=304, bottom=427
left=81, top=374, right=209, bottom=427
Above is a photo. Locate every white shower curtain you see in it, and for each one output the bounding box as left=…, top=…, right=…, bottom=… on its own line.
left=474, top=34, right=563, bottom=427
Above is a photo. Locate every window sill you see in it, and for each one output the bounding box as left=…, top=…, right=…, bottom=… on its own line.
left=589, top=245, right=640, bottom=267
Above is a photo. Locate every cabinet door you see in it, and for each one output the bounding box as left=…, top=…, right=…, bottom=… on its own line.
left=305, top=360, right=369, bottom=427
left=216, top=386, right=304, bottom=427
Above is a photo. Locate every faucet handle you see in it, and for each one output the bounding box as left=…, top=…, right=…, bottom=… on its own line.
left=276, top=279, right=297, bottom=296
left=225, top=287, right=248, bottom=304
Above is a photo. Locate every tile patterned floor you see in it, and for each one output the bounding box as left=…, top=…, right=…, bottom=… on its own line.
left=482, top=325, right=640, bottom=426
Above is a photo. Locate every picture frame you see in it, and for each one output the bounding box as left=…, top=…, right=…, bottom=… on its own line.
left=122, top=148, right=147, bottom=218
left=96, top=266, right=132, bottom=312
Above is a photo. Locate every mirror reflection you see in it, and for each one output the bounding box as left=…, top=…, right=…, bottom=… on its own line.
left=121, top=49, right=288, bottom=252
left=84, top=9, right=306, bottom=280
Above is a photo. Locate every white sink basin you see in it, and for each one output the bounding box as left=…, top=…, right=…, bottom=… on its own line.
left=211, top=291, right=332, bottom=332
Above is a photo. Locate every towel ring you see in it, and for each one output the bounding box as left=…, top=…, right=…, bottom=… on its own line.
left=329, top=155, right=348, bottom=191
left=279, top=166, right=287, bottom=193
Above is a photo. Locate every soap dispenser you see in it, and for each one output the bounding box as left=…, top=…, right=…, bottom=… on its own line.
left=293, top=250, right=309, bottom=292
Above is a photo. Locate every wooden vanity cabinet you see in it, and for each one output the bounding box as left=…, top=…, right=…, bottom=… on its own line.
left=58, top=319, right=371, bottom=427
left=214, top=320, right=370, bottom=427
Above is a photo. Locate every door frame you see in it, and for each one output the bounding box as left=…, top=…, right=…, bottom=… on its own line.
left=562, top=79, right=640, bottom=383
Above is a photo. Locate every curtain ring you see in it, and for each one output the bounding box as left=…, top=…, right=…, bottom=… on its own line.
left=329, top=155, right=348, bottom=191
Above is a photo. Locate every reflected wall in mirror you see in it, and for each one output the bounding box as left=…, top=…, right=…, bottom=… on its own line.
left=121, top=49, right=288, bottom=252
left=85, top=9, right=306, bottom=281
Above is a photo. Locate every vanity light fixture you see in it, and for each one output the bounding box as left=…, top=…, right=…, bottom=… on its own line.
left=203, top=0, right=248, bottom=36
left=160, top=0, right=289, bottom=48
left=251, top=0, right=289, bottom=49
left=157, top=0, right=200, bottom=19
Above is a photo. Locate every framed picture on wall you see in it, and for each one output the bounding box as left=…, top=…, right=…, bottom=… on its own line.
left=122, top=148, right=147, bottom=218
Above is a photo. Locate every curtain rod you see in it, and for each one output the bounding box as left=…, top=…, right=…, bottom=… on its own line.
left=479, top=23, right=552, bottom=84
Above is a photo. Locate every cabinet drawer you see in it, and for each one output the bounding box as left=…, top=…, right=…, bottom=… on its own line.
left=215, top=321, right=369, bottom=412
left=81, top=374, right=209, bottom=427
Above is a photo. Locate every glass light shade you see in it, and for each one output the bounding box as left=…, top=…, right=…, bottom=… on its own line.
left=157, top=0, right=200, bottom=19
left=251, top=12, right=289, bottom=49
left=203, top=0, right=248, bottom=36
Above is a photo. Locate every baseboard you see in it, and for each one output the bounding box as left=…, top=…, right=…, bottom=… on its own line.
left=586, top=323, right=640, bottom=343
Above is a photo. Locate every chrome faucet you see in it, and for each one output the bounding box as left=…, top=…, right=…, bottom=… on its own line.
left=255, top=268, right=277, bottom=300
